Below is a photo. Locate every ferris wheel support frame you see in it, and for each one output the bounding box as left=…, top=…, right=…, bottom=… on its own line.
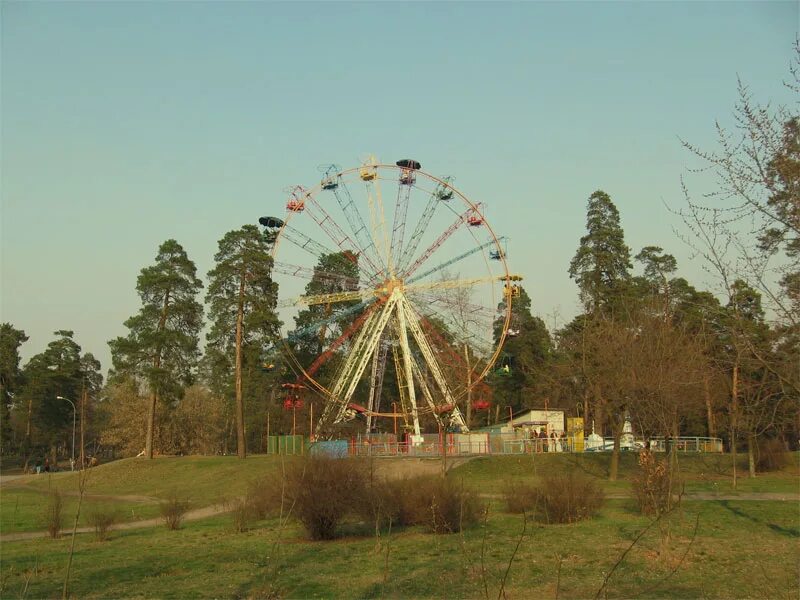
left=271, top=163, right=515, bottom=438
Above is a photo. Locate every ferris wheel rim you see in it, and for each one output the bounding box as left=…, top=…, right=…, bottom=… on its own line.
left=269, top=162, right=514, bottom=407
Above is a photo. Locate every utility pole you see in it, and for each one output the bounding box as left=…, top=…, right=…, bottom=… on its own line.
left=80, top=384, right=87, bottom=469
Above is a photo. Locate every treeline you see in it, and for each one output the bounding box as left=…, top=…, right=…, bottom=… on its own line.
left=1, top=52, right=797, bottom=466
left=1, top=225, right=283, bottom=464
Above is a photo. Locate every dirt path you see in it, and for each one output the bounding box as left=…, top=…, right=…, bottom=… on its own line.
left=0, top=503, right=230, bottom=543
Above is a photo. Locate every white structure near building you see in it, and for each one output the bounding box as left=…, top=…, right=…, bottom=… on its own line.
left=493, top=409, right=565, bottom=436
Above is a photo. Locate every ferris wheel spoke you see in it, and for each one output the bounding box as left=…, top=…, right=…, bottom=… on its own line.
left=281, top=225, right=336, bottom=260
left=404, top=274, right=506, bottom=294
left=305, top=302, right=381, bottom=381
left=388, top=173, right=414, bottom=276
left=420, top=317, right=481, bottom=388
left=413, top=290, right=498, bottom=318
left=283, top=298, right=376, bottom=348
left=396, top=187, right=442, bottom=273
left=327, top=176, right=386, bottom=277
left=362, top=176, right=391, bottom=279
left=273, top=260, right=360, bottom=288
left=400, top=204, right=483, bottom=279
left=408, top=350, right=441, bottom=420
left=301, top=191, right=383, bottom=280
left=394, top=294, right=422, bottom=437
left=365, top=333, right=391, bottom=432
left=278, top=289, right=374, bottom=308
left=325, top=291, right=399, bottom=424
left=399, top=295, right=455, bottom=408
left=406, top=237, right=506, bottom=284
left=416, top=302, right=495, bottom=358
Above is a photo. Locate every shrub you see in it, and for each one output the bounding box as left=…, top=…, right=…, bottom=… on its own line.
left=535, top=472, right=604, bottom=524
left=44, top=490, right=63, bottom=539
left=631, top=450, right=673, bottom=517
left=230, top=498, right=250, bottom=533
left=502, top=480, right=538, bottom=514
left=756, top=438, right=790, bottom=473
left=160, top=495, right=190, bottom=530
left=87, top=507, right=116, bottom=541
left=407, top=477, right=485, bottom=534
left=284, top=456, right=367, bottom=540
left=245, top=476, right=284, bottom=520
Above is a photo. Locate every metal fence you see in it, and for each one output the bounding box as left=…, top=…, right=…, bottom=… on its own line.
left=281, top=433, right=724, bottom=458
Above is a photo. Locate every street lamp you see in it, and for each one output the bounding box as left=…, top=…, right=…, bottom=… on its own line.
left=55, top=396, right=76, bottom=471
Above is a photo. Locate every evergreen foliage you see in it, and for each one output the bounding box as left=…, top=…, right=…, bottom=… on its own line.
left=108, top=239, right=203, bottom=458
left=568, top=190, right=632, bottom=315
left=205, top=225, right=280, bottom=457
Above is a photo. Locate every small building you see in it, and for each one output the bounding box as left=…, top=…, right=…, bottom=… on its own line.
left=479, top=408, right=565, bottom=436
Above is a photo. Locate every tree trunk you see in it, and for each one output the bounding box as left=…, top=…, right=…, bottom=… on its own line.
left=731, top=361, right=739, bottom=489
left=235, top=274, right=247, bottom=459
left=748, top=434, right=756, bottom=478
left=26, top=397, right=32, bottom=439
left=703, top=373, right=716, bottom=438
left=609, top=425, right=622, bottom=481
left=147, top=290, right=170, bottom=460
left=79, top=387, right=86, bottom=469
left=594, top=386, right=605, bottom=437
left=145, top=391, right=157, bottom=459
left=464, top=344, right=472, bottom=429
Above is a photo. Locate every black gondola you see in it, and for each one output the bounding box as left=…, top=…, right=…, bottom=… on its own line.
left=259, top=216, right=284, bottom=229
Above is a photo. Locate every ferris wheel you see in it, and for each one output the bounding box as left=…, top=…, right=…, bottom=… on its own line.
left=260, top=157, right=520, bottom=443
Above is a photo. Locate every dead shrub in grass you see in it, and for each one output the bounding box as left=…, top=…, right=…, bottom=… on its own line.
left=284, top=456, right=367, bottom=540
left=502, top=480, right=538, bottom=514
left=160, top=495, right=190, bottom=530
left=44, top=490, right=63, bottom=539
left=756, top=438, right=790, bottom=473
left=245, top=476, right=283, bottom=520
left=410, top=477, right=485, bottom=534
left=536, top=472, right=604, bottom=524
left=230, top=498, right=250, bottom=533
left=87, top=507, right=116, bottom=541
left=632, top=450, right=673, bottom=517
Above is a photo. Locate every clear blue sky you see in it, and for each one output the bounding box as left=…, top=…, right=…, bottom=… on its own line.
left=1, top=1, right=797, bottom=372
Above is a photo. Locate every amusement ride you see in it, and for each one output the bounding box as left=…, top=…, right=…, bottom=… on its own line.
left=260, top=157, right=520, bottom=444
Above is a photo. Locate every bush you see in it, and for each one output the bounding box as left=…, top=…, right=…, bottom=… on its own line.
left=230, top=498, right=250, bottom=533
left=284, top=456, right=368, bottom=540
left=756, top=438, right=790, bottom=473
left=406, top=477, right=485, bottom=534
left=160, top=495, right=190, bottom=530
left=245, top=476, right=283, bottom=520
left=502, top=480, right=538, bottom=514
left=535, top=472, right=604, bottom=524
left=44, top=490, right=63, bottom=539
left=631, top=450, right=673, bottom=517
left=87, top=507, right=116, bottom=541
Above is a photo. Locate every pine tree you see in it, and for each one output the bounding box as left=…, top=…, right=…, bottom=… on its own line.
left=0, top=323, right=28, bottom=453
left=569, top=190, right=632, bottom=316
left=205, top=225, right=280, bottom=458
left=109, top=240, right=203, bottom=459
left=491, top=287, right=552, bottom=413
left=17, top=331, right=102, bottom=458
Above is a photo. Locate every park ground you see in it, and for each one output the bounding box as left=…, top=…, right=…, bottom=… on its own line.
left=1, top=452, right=798, bottom=599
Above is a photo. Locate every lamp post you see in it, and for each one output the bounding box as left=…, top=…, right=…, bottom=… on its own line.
left=55, top=396, right=76, bottom=471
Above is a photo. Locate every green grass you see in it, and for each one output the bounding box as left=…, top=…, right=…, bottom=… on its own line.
left=450, top=452, right=800, bottom=495
left=1, top=498, right=797, bottom=599
left=0, top=487, right=161, bottom=534
left=1, top=452, right=797, bottom=598
left=10, top=455, right=288, bottom=505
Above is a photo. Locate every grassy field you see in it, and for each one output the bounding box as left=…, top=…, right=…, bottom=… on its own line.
left=1, top=453, right=798, bottom=598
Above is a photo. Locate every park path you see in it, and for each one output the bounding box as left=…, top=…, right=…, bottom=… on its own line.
left=2, top=490, right=796, bottom=544
left=0, top=503, right=229, bottom=543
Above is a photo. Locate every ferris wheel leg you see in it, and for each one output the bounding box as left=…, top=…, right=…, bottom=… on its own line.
left=396, top=295, right=423, bottom=445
